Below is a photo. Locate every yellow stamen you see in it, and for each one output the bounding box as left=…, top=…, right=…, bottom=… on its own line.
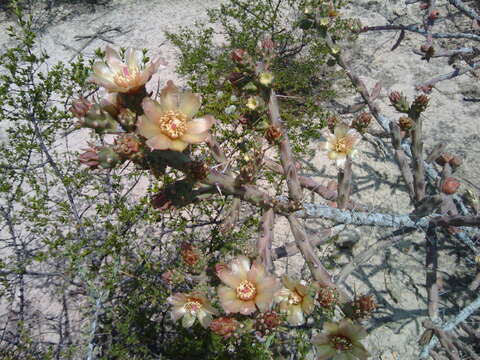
left=113, top=65, right=142, bottom=88
left=184, top=298, right=203, bottom=314
left=331, top=335, right=353, bottom=351
left=236, top=280, right=257, bottom=301
left=158, top=110, right=188, bottom=139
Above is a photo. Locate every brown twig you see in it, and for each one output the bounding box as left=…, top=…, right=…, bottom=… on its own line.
left=410, top=112, right=426, bottom=203
left=423, top=320, right=461, bottom=360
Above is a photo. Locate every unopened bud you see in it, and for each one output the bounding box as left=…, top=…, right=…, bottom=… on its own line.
left=442, top=177, right=460, bottom=195
left=399, top=116, right=415, bottom=131
left=70, top=97, right=92, bottom=118
left=412, top=94, right=429, bottom=113
left=79, top=147, right=100, bottom=168
left=389, top=91, right=410, bottom=113
left=231, top=49, right=247, bottom=63
left=98, top=147, right=121, bottom=169
left=351, top=112, right=372, bottom=133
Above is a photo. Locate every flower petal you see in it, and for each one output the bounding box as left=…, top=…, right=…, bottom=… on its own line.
left=315, top=344, right=336, bottom=360
left=302, top=294, right=315, bottom=315
left=142, top=97, right=163, bottom=122
left=171, top=306, right=186, bottom=322
left=247, top=261, right=267, bottom=284
left=169, top=140, right=189, bottom=152
left=311, top=334, right=329, bottom=345
left=323, top=322, right=339, bottom=334
left=182, top=313, right=196, bottom=328
left=287, top=305, right=305, bottom=326
left=334, top=123, right=349, bottom=137
left=230, top=256, right=251, bottom=279
left=255, top=291, right=274, bottom=312
left=179, top=131, right=210, bottom=144
left=91, top=62, right=115, bottom=82
left=137, top=115, right=161, bottom=139
left=167, top=293, right=187, bottom=306
left=146, top=134, right=172, bottom=150
left=350, top=343, right=370, bottom=359
left=126, top=48, right=143, bottom=69
left=197, top=310, right=213, bottom=329
left=179, top=92, right=202, bottom=119
left=217, top=269, right=242, bottom=288
left=239, top=300, right=256, bottom=315
left=160, top=80, right=180, bottom=111
left=335, top=154, right=347, bottom=168
left=328, top=151, right=338, bottom=160
left=185, top=115, right=215, bottom=134
left=221, top=299, right=244, bottom=314
left=218, top=285, right=237, bottom=302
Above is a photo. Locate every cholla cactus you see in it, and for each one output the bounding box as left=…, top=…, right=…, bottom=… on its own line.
left=216, top=256, right=279, bottom=315
left=137, top=81, right=215, bottom=152
left=274, top=276, right=314, bottom=326
left=311, top=319, right=370, bottom=360
left=167, top=292, right=218, bottom=329
left=89, top=46, right=165, bottom=94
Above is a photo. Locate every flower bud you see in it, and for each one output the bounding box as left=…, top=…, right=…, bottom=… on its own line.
left=389, top=91, right=410, bottom=113
left=265, top=125, right=282, bottom=144
left=398, top=116, right=415, bottom=131
left=351, top=294, right=377, bottom=319
left=231, top=49, right=247, bottom=63
left=351, top=112, right=372, bottom=134
left=97, top=147, right=121, bottom=169
left=210, top=317, right=238, bottom=339
left=79, top=147, right=100, bottom=168
left=327, top=116, right=339, bottom=133
left=412, top=94, right=429, bottom=113
left=83, top=105, right=118, bottom=132
left=441, top=177, right=460, bottom=195
left=181, top=243, right=200, bottom=267
left=315, top=283, right=338, bottom=308
left=70, top=97, right=92, bottom=118
left=114, top=134, right=142, bottom=160
left=117, top=108, right=137, bottom=130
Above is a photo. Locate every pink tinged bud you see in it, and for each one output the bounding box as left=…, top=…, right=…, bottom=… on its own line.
left=389, top=91, right=401, bottom=104
left=231, top=49, right=247, bottom=63
left=79, top=148, right=100, bottom=168
left=261, top=38, right=275, bottom=50
left=442, top=177, right=460, bottom=195
left=70, top=98, right=92, bottom=118
left=428, top=10, right=440, bottom=20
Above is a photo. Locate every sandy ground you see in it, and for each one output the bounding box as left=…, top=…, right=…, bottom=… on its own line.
left=0, top=0, right=479, bottom=358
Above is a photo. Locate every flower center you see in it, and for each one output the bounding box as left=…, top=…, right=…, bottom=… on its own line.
left=184, top=298, right=203, bottom=314
left=114, top=66, right=142, bottom=88
left=236, top=280, right=257, bottom=301
left=331, top=335, right=353, bottom=351
left=158, top=110, right=188, bottom=139
left=289, top=291, right=303, bottom=305
left=333, top=137, right=349, bottom=153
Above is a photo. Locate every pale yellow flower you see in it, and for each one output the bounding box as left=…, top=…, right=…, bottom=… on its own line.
left=320, top=123, right=361, bottom=167
left=167, top=292, right=218, bottom=329
left=274, top=276, right=314, bottom=326
left=217, top=256, right=279, bottom=316
left=312, top=319, right=370, bottom=360
left=89, top=46, right=166, bottom=93
left=137, top=81, right=215, bottom=152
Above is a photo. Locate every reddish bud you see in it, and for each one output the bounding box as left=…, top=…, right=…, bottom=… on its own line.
left=265, top=125, right=282, bottom=144
left=351, top=294, right=377, bottom=319
left=428, top=10, right=440, bottom=20
left=181, top=243, right=200, bottom=267
left=210, top=317, right=238, bottom=339
left=70, top=97, right=92, bottom=118
left=442, top=177, right=460, bottom=194
left=231, top=49, right=247, bottom=63
left=79, top=147, right=100, bottom=168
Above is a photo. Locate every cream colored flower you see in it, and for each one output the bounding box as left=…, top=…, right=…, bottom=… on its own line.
left=89, top=46, right=165, bottom=93
left=167, top=292, right=218, bottom=329
left=274, top=276, right=314, bottom=326
left=312, top=319, right=370, bottom=360
left=137, top=81, right=215, bottom=152
left=217, top=256, right=279, bottom=316
left=320, top=123, right=361, bottom=167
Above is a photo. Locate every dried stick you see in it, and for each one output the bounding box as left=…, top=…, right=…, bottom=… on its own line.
left=426, top=143, right=447, bottom=163
left=426, top=224, right=440, bottom=321
left=416, top=62, right=480, bottom=89
left=258, top=208, right=274, bottom=271
left=469, top=271, right=480, bottom=291
left=447, top=0, right=480, bottom=22
left=452, top=338, right=480, bottom=360
left=423, top=320, right=461, bottom=360
left=420, top=293, right=480, bottom=358
left=337, top=157, right=352, bottom=209
left=272, top=226, right=342, bottom=260
left=219, top=198, right=241, bottom=233
left=360, top=24, right=480, bottom=42
left=430, top=215, right=480, bottom=227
